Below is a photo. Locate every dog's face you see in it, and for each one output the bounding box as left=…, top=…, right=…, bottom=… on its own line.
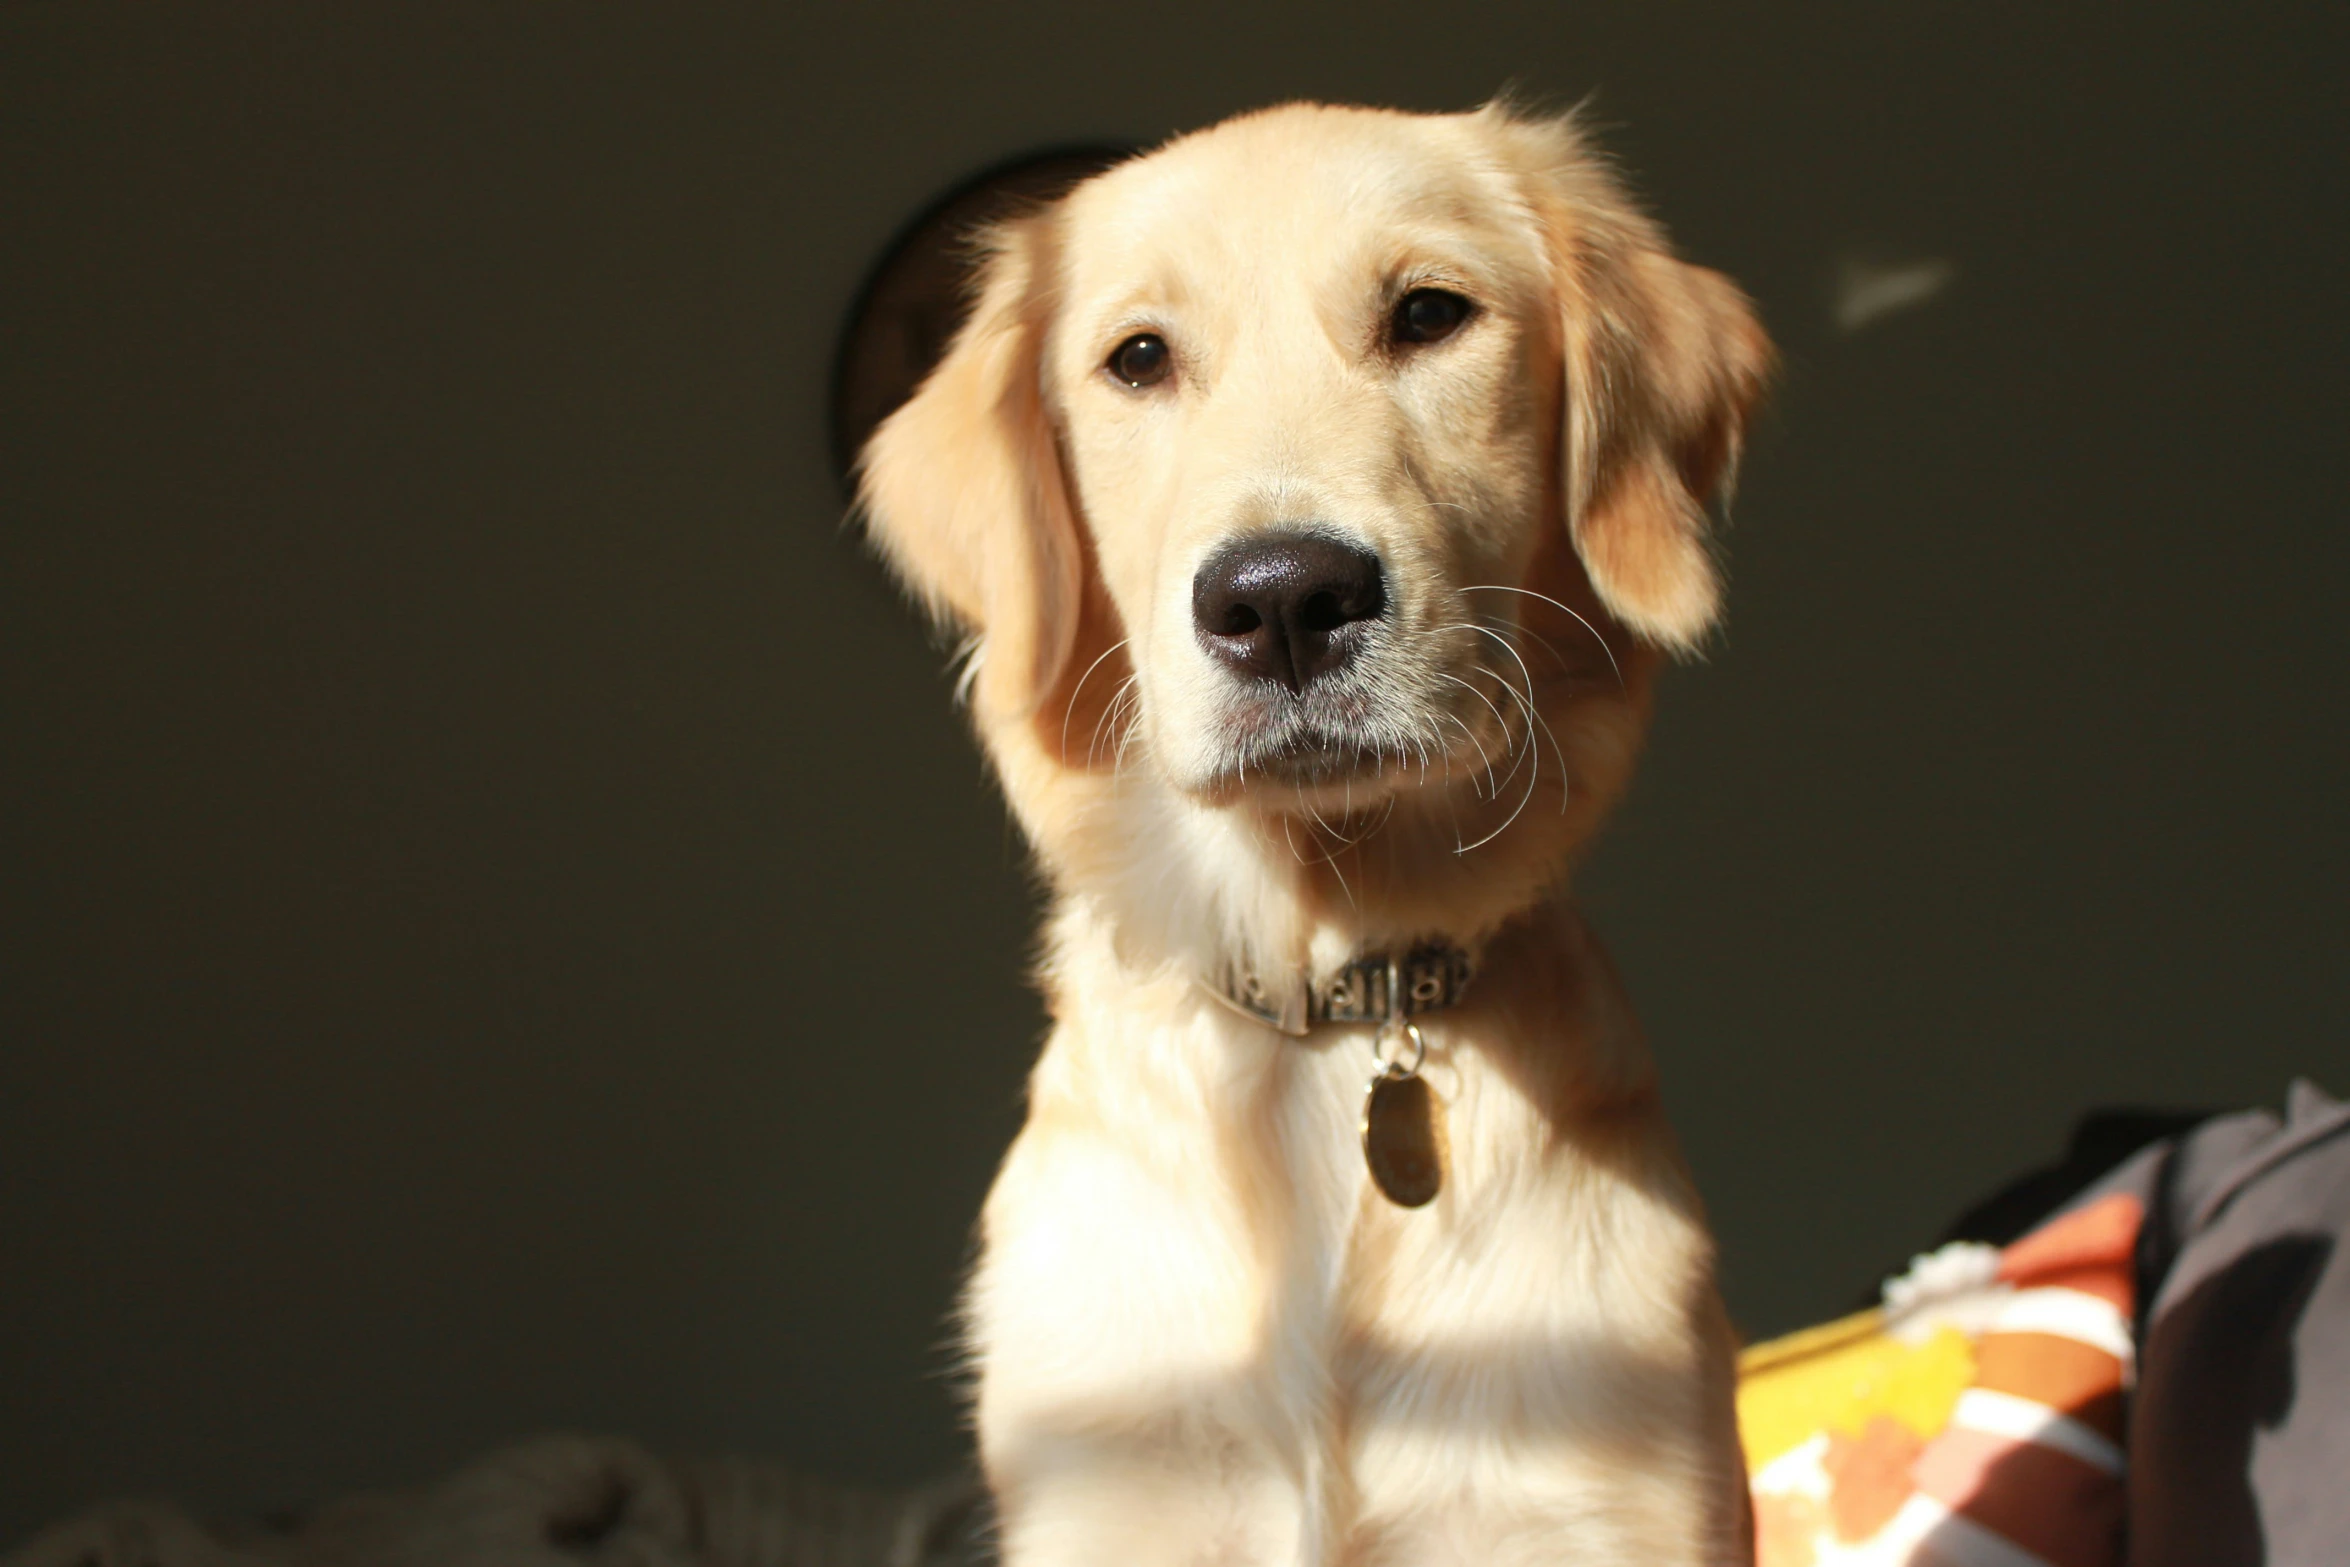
left=1047, top=111, right=1560, bottom=803
left=863, top=104, right=1767, bottom=881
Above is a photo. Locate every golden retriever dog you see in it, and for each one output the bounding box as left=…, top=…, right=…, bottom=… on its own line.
left=858, top=101, right=1771, bottom=1566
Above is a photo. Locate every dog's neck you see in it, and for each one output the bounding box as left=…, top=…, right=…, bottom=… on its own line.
left=1009, top=772, right=1590, bottom=1022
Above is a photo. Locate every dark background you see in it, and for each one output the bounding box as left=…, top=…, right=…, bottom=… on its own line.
left=3, top=0, right=2343, bottom=1543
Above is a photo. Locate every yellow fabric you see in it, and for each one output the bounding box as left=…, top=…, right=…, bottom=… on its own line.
left=1736, top=1309, right=1978, bottom=1467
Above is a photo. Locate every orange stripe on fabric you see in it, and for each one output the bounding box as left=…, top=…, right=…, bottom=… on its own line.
left=2014, top=1264, right=2131, bottom=1313
left=1997, top=1193, right=2142, bottom=1292
left=1913, top=1424, right=2125, bottom=1567
left=1972, top=1332, right=2127, bottom=1443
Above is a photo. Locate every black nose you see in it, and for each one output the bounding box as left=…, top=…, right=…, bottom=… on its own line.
left=1191, top=531, right=1387, bottom=694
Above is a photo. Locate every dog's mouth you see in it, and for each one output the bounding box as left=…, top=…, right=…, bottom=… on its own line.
left=1197, top=681, right=1473, bottom=805
left=1239, top=731, right=1394, bottom=785
left=1185, top=647, right=1540, bottom=815
left=1165, top=602, right=1554, bottom=810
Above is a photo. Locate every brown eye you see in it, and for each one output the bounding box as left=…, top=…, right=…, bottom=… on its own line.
left=1393, top=288, right=1473, bottom=346
left=1108, top=333, right=1172, bottom=388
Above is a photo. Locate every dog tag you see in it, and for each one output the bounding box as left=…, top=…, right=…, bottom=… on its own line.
left=1361, top=1069, right=1446, bottom=1208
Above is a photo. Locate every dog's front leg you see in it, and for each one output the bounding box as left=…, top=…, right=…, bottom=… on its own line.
left=1331, top=1152, right=1751, bottom=1567
left=967, top=1062, right=1321, bottom=1567
left=981, top=1430, right=1312, bottom=1567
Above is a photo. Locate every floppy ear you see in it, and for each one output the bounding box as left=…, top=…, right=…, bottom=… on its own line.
left=857, top=215, right=1082, bottom=719
left=1510, top=112, right=1773, bottom=652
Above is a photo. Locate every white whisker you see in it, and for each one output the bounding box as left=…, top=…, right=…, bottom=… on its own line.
left=1088, top=672, right=1139, bottom=771
left=1434, top=687, right=1501, bottom=797
left=1478, top=636, right=1572, bottom=818
left=1460, top=584, right=1623, bottom=691
left=1061, top=638, right=1132, bottom=762
left=1474, top=610, right=1573, bottom=676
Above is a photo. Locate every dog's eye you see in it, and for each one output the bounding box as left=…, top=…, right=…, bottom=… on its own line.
left=1107, top=333, right=1173, bottom=388
left=1392, top=288, right=1473, bottom=346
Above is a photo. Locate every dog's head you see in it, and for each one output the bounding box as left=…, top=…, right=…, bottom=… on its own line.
left=861, top=104, right=1768, bottom=930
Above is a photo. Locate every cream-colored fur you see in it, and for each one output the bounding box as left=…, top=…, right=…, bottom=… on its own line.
left=859, top=101, right=1771, bottom=1566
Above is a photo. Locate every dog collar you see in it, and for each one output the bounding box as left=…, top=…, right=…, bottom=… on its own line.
left=1206, top=942, right=1476, bottom=1038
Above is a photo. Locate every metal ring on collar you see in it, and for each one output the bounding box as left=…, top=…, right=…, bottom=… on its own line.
left=1373, top=1018, right=1427, bottom=1079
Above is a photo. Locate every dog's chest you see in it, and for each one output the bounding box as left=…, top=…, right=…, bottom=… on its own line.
left=971, top=987, right=1730, bottom=1561
left=1261, top=1032, right=1385, bottom=1386
left=974, top=1010, right=1419, bottom=1413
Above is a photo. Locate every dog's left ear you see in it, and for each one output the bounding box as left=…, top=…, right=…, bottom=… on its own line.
left=1507, top=112, right=1774, bottom=652
left=857, top=215, right=1082, bottom=720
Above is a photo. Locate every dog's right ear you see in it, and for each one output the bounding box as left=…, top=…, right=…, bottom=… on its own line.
left=857, top=216, right=1082, bottom=721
